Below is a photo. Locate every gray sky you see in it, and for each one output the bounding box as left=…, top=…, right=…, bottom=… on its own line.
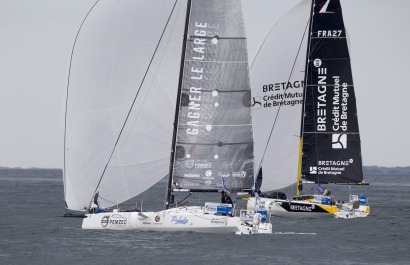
left=1, top=0, right=409, bottom=168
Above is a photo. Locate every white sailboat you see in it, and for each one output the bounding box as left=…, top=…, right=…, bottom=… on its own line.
left=63, top=0, right=271, bottom=234
left=247, top=0, right=370, bottom=219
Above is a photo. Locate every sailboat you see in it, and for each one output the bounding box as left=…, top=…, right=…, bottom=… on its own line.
left=63, top=0, right=272, bottom=234
left=247, top=0, right=370, bottom=218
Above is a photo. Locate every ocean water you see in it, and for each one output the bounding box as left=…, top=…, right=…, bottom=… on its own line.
left=1, top=168, right=409, bottom=265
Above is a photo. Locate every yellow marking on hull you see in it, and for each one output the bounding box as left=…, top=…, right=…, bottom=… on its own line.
left=317, top=204, right=339, bottom=214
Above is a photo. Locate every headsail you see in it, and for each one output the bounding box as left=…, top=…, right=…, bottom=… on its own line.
left=301, top=0, right=363, bottom=184
left=250, top=1, right=311, bottom=192
left=64, top=0, right=187, bottom=211
left=171, top=0, right=254, bottom=192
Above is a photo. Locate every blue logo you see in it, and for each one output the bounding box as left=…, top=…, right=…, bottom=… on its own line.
left=358, top=196, right=367, bottom=205
left=171, top=216, right=189, bottom=225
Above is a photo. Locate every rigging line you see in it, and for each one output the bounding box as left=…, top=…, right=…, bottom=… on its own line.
left=119, top=0, right=184, bottom=151
left=255, top=19, right=311, bottom=176
left=63, top=0, right=100, bottom=205
left=89, top=0, right=180, bottom=209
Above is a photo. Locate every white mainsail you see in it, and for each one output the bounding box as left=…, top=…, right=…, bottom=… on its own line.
left=64, top=0, right=187, bottom=211
left=250, top=0, right=311, bottom=192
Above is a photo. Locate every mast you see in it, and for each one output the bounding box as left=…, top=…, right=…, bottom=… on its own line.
left=296, top=0, right=315, bottom=197
left=165, top=0, right=192, bottom=209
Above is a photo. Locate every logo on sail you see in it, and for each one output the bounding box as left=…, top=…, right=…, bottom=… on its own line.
left=185, top=160, right=212, bottom=169
left=252, top=96, right=262, bottom=109
left=319, top=0, right=334, bottom=14
left=203, top=170, right=214, bottom=180
left=195, top=160, right=212, bottom=169
left=184, top=173, right=200, bottom=178
left=218, top=172, right=231, bottom=178
left=232, top=171, right=247, bottom=178
left=332, top=134, right=347, bottom=149
left=310, top=167, right=317, bottom=174
left=185, top=160, right=195, bottom=168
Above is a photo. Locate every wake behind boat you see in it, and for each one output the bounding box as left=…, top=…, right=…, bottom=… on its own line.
left=247, top=0, right=370, bottom=219
left=63, top=0, right=271, bottom=234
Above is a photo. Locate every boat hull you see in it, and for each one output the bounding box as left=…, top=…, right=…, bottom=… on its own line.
left=247, top=197, right=369, bottom=219
left=247, top=198, right=336, bottom=219
left=82, top=206, right=272, bottom=234
left=334, top=204, right=370, bottom=219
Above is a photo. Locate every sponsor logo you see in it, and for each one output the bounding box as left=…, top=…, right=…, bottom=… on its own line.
left=205, top=180, right=212, bottom=186
left=262, top=81, right=304, bottom=92
left=232, top=171, right=246, bottom=178
left=203, top=170, right=214, bottom=180
left=105, top=214, right=128, bottom=227
left=186, top=22, right=210, bottom=136
left=319, top=0, right=334, bottom=14
left=218, top=172, right=230, bottom=178
left=101, top=216, right=109, bottom=227
left=205, top=204, right=217, bottom=212
left=210, top=218, right=228, bottom=226
left=290, top=204, right=313, bottom=212
left=171, top=216, right=189, bottom=225
left=318, top=160, right=351, bottom=166
left=185, top=160, right=195, bottom=168
left=155, top=215, right=160, bottom=222
left=182, top=180, right=200, bottom=187
left=311, top=160, right=354, bottom=175
left=184, top=173, right=200, bottom=178
left=314, top=58, right=322, bottom=67
left=332, top=134, right=347, bottom=149
left=195, top=160, right=212, bottom=169
left=252, top=96, right=262, bottom=109
left=185, top=160, right=212, bottom=169
left=315, top=58, right=328, bottom=132
left=310, top=167, right=317, bottom=174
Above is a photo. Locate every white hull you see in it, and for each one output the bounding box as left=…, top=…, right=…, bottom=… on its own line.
left=82, top=206, right=272, bottom=235
left=334, top=204, right=370, bottom=219
left=247, top=197, right=369, bottom=219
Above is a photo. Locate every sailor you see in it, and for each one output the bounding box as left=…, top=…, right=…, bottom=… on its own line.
left=90, top=191, right=99, bottom=213
left=221, top=190, right=232, bottom=205
left=253, top=212, right=262, bottom=227
left=94, top=191, right=99, bottom=208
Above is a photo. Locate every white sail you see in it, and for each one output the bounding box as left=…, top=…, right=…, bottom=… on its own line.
left=64, top=0, right=187, bottom=211
left=250, top=0, right=311, bottom=192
